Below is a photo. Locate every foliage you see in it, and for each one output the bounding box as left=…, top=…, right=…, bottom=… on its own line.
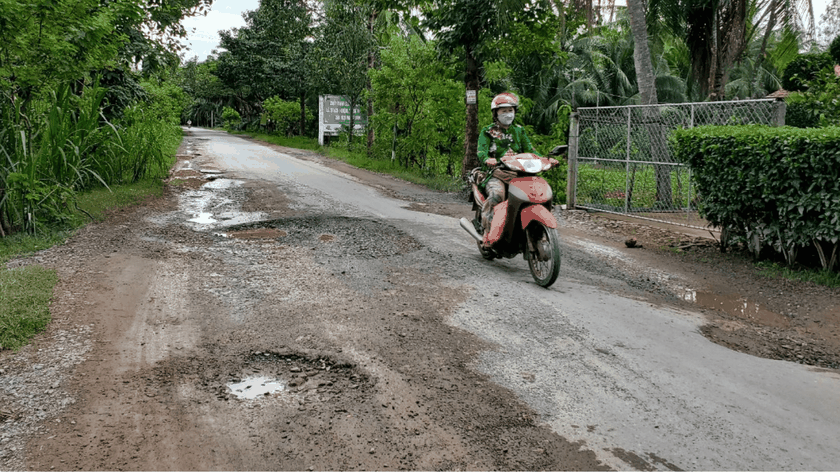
left=783, top=69, right=840, bottom=128
left=0, top=0, right=140, bottom=96
left=308, top=0, right=376, bottom=143
left=830, top=35, right=840, bottom=65
left=214, top=0, right=312, bottom=126
left=673, top=125, right=840, bottom=270
left=781, top=52, right=836, bottom=92
left=222, top=106, right=242, bottom=130
left=0, top=265, right=57, bottom=351
left=0, top=79, right=182, bottom=236
left=368, top=30, right=465, bottom=175
left=0, top=177, right=163, bottom=351
left=262, top=96, right=314, bottom=136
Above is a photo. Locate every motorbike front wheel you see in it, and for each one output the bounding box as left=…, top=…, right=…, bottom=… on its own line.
left=527, top=223, right=561, bottom=287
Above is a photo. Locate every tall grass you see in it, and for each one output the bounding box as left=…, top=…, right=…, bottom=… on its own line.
left=0, top=83, right=181, bottom=236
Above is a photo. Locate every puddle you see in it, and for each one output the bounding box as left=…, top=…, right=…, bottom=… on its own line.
left=227, top=376, right=286, bottom=400
left=683, top=290, right=790, bottom=328
left=203, top=179, right=243, bottom=190
left=189, top=212, right=217, bottom=224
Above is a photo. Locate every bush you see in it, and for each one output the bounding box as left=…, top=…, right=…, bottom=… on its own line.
left=781, top=52, right=835, bottom=92
left=783, top=70, right=840, bottom=128
left=672, top=125, right=840, bottom=270
left=262, top=96, right=314, bottom=136
left=785, top=93, right=823, bottom=128
left=829, top=35, right=840, bottom=66
left=222, top=106, right=241, bottom=130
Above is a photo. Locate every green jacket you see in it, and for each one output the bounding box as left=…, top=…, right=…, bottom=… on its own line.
left=476, top=123, right=540, bottom=188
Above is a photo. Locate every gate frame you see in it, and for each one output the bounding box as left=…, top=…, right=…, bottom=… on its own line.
left=565, top=99, right=786, bottom=229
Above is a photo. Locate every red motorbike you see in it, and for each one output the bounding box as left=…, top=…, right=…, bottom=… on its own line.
left=459, top=148, right=565, bottom=287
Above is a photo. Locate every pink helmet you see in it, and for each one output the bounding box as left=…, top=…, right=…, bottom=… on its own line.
left=491, top=92, right=519, bottom=111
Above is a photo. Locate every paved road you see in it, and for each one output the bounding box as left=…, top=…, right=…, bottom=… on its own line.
left=200, top=128, right=840, bottom=470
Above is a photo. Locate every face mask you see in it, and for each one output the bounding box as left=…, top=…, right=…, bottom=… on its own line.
left=498, top=110, right=515, bottom=126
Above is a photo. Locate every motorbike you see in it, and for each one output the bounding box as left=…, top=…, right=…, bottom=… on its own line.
left=459, top=146, right=567, bottom=288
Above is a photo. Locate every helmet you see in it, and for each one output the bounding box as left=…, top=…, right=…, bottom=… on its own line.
left=491, top=92, right=519, bottom=111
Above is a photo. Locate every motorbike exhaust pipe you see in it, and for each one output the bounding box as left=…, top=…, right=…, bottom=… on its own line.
left=459, top=218, right=483, bottom=243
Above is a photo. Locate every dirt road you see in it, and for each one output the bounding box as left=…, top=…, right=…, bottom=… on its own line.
left=2, top=128, right=838, bottom=470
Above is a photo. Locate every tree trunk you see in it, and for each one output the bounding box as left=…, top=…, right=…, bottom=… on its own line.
left=758, top=0, right=777, bottom=64
left=367, top=9, right=378, bottom=152
left=627, top=0, right=672, bottom=207
left=461, top=46, right=480, bottom=180
left=627, top=0, right=656, bottom=107
left=712, top=0, right=747, bottom=98
left=299, top=91, right=306, bottom=136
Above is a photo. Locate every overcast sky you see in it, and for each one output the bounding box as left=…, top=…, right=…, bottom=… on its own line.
left=180, top=0, right=258, bottom=62
left=180, top=0, right=833, bottom=63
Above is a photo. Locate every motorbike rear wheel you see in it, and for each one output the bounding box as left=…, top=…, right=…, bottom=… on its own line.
left=527, top=223, right=561, bottom=287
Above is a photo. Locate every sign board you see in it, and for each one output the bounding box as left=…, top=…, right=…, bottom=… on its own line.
left=466, top=90, right=477, bottom=105
left=318, top=95, right=367, bottom=145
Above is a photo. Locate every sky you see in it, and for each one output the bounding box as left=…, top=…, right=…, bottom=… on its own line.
left=180, top=0, right=833, bottom=63
left=180, top=0, right=259, bottom=62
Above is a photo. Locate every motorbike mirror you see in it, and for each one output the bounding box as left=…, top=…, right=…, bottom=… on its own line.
left=549, top=145, right=568, bottom=157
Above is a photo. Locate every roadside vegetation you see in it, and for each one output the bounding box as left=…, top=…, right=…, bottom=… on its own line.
left=0, top=0, right=205, bottom=349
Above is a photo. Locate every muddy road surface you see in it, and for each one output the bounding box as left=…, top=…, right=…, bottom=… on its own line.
left=2, top=127, right=839, bottom=470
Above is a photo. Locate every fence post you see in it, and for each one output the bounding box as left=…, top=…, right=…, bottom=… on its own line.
left=566, top=112, right=580, bottom=210
left=773, top=100, right=786, bottom=126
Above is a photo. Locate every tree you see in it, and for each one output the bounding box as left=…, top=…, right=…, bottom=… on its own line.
left=0, top=0, right=141, bottom=107
left=309, top=0, right=376, bottom=145
left=423, top=0, right=535, bottom=178
left=648, top=0, right=814, bottom=99
left=627, top=0, right=658, bottom=106
left=369, top=26, right=464, bottom=173
left=819, top=0, right=840, bottom=47
left=626, top=0, right=671, bottom=206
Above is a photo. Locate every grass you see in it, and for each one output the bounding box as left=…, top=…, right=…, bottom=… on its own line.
left=0, top=265, right=58, bottom=350
left=756, top=261, right=840, bottom=288
left=74, top=179, right=165, bottom=223
left=0, top=178, right=167, bottom=351
left=242, top=131, right=463, bottom=193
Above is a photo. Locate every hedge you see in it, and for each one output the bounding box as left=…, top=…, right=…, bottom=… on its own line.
left=672, top=125, right=840, bottom=270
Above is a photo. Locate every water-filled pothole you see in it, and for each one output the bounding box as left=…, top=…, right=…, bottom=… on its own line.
left=227, top=376, right=286, bottom=400
left=683, top=289, right=790, bottom=327
left=189, top=212, right=217, bottom=224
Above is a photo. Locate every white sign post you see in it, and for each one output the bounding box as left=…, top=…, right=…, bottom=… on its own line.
left=466, top=90, right=477, bottom=105
left=318, top=95, right=368, bottom=146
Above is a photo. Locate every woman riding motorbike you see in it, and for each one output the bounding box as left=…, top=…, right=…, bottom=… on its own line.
left=476, top=92, right=541, bottom=242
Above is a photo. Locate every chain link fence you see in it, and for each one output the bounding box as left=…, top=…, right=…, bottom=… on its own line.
left=566, top=99, right=786, bottom=229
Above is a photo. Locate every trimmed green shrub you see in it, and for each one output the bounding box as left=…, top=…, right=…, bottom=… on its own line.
left=672, top=125, right=840, bottom=270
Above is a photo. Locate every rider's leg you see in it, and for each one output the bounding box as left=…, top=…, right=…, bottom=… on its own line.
left=481, top=177, right=506, bottom=235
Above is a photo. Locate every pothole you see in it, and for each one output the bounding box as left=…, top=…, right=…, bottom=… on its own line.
left=225, top=216, right=422, bottom=258
left=227, top=376, right=286, bottom=400
left=189, top=212, right=217, bottom=224
left=226, top=228, right=287, bottom=239
left=683, top=289, right=790, bottom=327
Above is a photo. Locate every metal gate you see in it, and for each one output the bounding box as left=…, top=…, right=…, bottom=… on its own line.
left=566, top=99, right=786, bottom=229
